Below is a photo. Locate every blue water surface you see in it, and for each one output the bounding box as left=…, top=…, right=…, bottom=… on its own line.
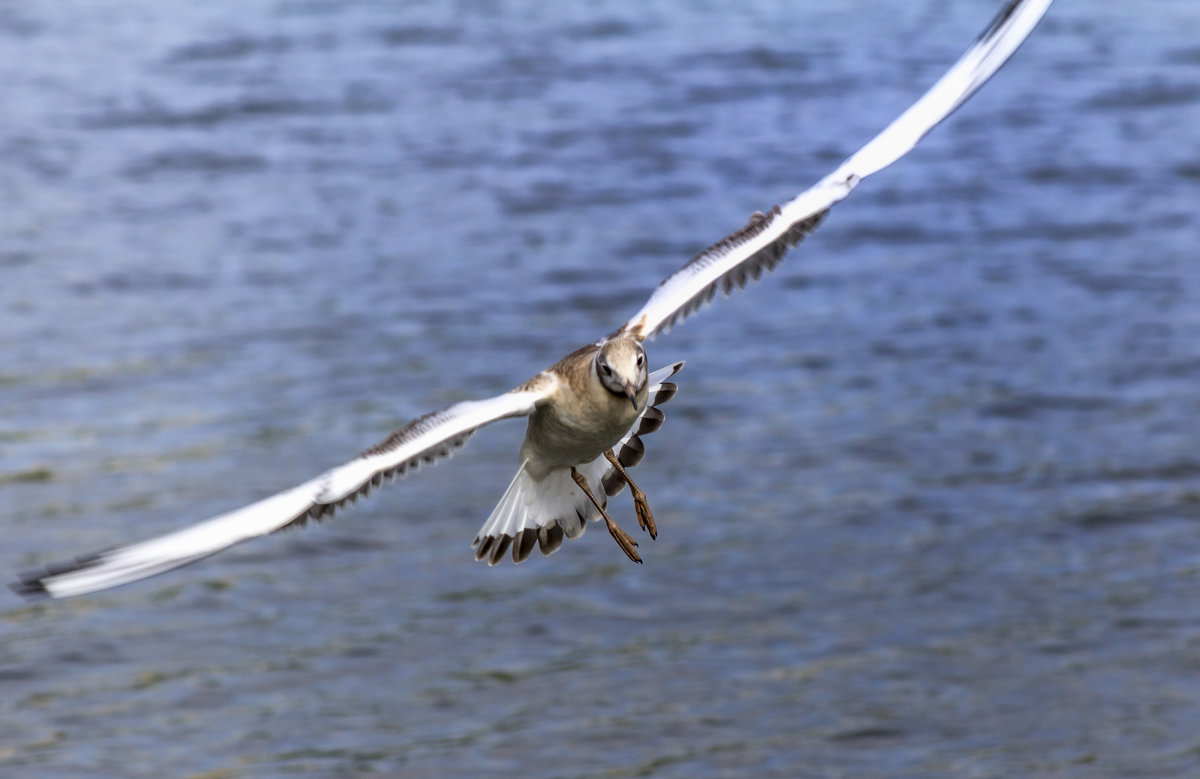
left=3, top=1, right=1200, bottom=776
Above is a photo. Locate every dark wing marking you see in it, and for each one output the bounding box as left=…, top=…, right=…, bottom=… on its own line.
left=621, top=0, right=1051, bottom=341
left=11, top=378, right=557, bottom=599
left=603, top=361, right=684, bottom=496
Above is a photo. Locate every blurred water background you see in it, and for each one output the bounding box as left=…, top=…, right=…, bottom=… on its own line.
left=3, top=1, right=1200, bottom=776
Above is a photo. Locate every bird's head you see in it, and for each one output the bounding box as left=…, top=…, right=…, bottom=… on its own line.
left=595, top=337, right=648, bottom=410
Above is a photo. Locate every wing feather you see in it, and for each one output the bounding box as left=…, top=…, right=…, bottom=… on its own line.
left=622, top=0, right=1051, bottom=341
left=12, top=378, right=557, bottom=599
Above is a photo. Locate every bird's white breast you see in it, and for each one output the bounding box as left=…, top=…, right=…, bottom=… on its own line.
left=520, top=380, right=647, bottom=477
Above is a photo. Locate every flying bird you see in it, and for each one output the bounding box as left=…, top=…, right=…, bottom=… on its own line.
left=12, top=0, right=1052, bottom=599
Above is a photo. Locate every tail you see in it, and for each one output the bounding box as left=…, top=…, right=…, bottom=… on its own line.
left=471, top=460, right=599, bottom=565
left=472, top=361, right=684, bottom=565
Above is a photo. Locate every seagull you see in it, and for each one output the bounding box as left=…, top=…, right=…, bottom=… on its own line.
left=12, top=0, right=1052, bottom=600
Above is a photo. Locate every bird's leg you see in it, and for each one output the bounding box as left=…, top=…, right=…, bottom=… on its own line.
left=603, top=449, right=657, bottom=539
left=570, top=467, right=641, bottom=564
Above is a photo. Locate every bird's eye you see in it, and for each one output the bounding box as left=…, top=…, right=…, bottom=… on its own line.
left=636, top=353, right=645, bottom=367
left=601, top=364, right=612, bottom=376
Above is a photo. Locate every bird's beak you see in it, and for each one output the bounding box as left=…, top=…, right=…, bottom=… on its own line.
left=624, top=381, right=638, bottom=409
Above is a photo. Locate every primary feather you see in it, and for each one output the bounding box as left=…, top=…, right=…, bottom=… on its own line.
left=622, top=0, right=1051, bottom=342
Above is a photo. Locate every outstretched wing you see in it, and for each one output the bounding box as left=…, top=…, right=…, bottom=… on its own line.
left=621, top=0, right=1051, bottom=341
left=12, top=377, right=558, bottom=599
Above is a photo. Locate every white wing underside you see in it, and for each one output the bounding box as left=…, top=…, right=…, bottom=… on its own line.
left=622, top=0, right=1051, bottom=341
left=16, top=384, right=556, bottom=599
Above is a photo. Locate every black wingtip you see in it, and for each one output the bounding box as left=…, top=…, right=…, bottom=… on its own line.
left=9, top=551, right=107, bottom=600
left=10, top=572, right=50, bottom=600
